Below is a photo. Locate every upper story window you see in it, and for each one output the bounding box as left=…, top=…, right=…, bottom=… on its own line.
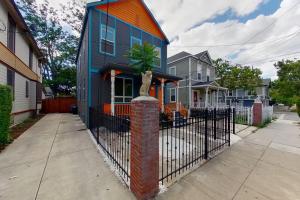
left=7, top=15, right=16, bottom=53
left=131, top=36, right=142, bottom=47
left=207, top=68, right=210, bottom=82
left=100, top=24, right=115, bottom=55
left=197, top=64, right=202, bottom=81
left=154, top=47, right=161, bottom=68
left=170, top=88, right=176, bottom=103
left=169, top=66, right=176, bottom=76
left=29, top=48, right=33, bottom=69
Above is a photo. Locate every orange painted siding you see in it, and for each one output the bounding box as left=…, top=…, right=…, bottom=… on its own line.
left=97, top=0, right=166, bottom=40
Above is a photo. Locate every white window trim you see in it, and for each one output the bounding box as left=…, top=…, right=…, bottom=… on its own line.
left=169, top=88, right=177, bottom=103
left=100, top=24, right=116, bottom=56
left=197, top=63, right=202, bottom=81
left=131, top=36, right=142, bottom=47
left=115, top=77, right=134, bottom=103
left=155, top=46, right=161, bottom=68
left=169, top=66, right=176, bottom=76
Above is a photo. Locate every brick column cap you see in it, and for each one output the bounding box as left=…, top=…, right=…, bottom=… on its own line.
left=132, top=96, right=158, bottom=102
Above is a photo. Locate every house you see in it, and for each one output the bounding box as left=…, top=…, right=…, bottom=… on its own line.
left=166, top=51, right=228, bottom=109
left=227, top=78, right=271, bottom=107
left=76, top=0, right=181, bottom=125
left=0, top=0, right=43, bottom=125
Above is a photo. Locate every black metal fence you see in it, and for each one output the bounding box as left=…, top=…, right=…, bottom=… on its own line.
left=89, top=108, right=130, bottom=182
left=159, top=108, right=232, bottom=185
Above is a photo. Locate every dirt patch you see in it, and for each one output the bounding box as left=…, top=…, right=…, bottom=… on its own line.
left=0, top=115, right=45, bottom=153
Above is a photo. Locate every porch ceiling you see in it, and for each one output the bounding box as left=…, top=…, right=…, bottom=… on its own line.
left=100, top=63, right=182, bottom=83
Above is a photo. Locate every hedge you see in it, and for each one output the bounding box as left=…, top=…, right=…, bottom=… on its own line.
left=0, top=85, right=12, bottom=145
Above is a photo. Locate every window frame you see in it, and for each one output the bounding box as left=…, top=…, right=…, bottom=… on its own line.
left=29, top=48, right=33, bottom=69
left=169, top=88, right=177, bottom=103
left=7, top=69, right=15, bottom=101
left=7, top=14, right=16, bottom=53
left=154, top=46, right=161, bottom=68
left=169, top=66, right=176, bottom=76
left=130, top=36, right=142, bottom=48
left=100, top=24, right=116, bottom=56
left=115, top=77, right=134, bottom=103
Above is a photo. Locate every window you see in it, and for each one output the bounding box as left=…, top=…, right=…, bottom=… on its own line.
left=154, top=47, right=161, bottom=67
left=100, top=24, right=115, bottom=55
left=197, top=64, right=202, bottom=80
left=170, top=88, right=176, bottom=102
left=131, top=36, right=142, bottom=47
left=207, top=68, right=210, bottom=82
left=25, top=81, right=29, bottom=98
left=7, top=15, right=16, bottom=53
left=169, top=66, right=176, bottom=76
left=29, top=48, right=33, bottom=69
left=115, top=78, right=133, bottom=103
left=7, top=69, right=15, bottom=100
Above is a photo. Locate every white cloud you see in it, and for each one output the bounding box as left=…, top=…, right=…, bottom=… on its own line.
left=38, top=0, right=300, bottom=80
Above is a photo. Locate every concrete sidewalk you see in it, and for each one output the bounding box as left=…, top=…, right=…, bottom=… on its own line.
left=158, top=112, right=300, bottom=200
left=0, top=114, right=134, bottom=200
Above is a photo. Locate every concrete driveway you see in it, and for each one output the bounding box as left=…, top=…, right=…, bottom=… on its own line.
left=158, top=112, right=300, bottom=200
left=0, top=114, right=134, bottom=200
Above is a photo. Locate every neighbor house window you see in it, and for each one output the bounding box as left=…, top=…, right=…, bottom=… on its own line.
left=115, top=78, right=133, bottom=103
left=207, top=68, right=210, bottom=82
left=7, top=15, right=16, bottom=53
left=29, top=48, right=33, bottom=69
left=169, top=66, right=176, bottom=76
left=197, top=64, right=202, bottom=81
left=25, top=81, right=29, bottom=98
left=131, top=36, right=142, bottom=47
left=154, top=47, right=161, bottom=67
left=170, top=88, right=176, bottom=102
left=7, top=69, right=15, bottom=100
left=100, top=24, right=115, bottom=55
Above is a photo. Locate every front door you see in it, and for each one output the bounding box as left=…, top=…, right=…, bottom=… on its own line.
left=193, top=90, right=199, bottom=107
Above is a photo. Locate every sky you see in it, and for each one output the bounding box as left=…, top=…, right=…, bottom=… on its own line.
left=39, top=0, right=300, bottom=80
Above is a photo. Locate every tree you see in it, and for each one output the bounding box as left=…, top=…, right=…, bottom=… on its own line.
left=270, top=60, right=300, bottom=105
left=213, top=58, right=262, bottom=93
left=127, top=43, right=158, bottom=74
left=16, top=0, right=84, bottom=95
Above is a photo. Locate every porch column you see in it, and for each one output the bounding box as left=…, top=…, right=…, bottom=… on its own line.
left=217, top=88, right=219, bottom=108
left=161, top=79, right=165, bottom=113
left=111, top=70, right=115, bottom=116
left=205, top=87, right=209, bottom=108
left=176, top=81, right=179, bottom=111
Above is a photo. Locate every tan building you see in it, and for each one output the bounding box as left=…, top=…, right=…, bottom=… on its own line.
left=0, top=0, right=43, bottom=125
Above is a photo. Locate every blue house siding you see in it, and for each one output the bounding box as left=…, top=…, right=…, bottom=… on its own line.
left=90, top=8, right=167, bottom=74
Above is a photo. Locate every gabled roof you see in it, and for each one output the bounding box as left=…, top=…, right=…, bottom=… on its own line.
left=3, top=0, right=43, bottom=58
left=76, top=0, right=169, bottom=62
left=194, top=50, right=213, bottom=66
left=167, top=51, right=192, bottom=63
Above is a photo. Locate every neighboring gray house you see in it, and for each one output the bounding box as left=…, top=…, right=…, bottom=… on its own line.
left=227, top=79, right=271, bottom=107
left=166, top=51, right=227, bottom=109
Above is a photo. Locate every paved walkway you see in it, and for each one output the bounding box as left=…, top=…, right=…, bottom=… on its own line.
left=0, top=114, right=134, bottom=200
left=158, top=112, right=300, bottom=200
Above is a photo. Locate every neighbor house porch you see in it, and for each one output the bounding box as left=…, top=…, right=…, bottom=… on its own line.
left=191, top=81, right=228, bottom=108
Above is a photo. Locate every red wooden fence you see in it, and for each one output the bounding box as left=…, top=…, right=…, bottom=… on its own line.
left=41, top=97, right=76, bottom=113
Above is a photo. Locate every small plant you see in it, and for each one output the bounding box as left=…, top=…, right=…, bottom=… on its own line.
left=0, top=85, right=13, bottom=145
left=127, top=43, right=158, bottom=96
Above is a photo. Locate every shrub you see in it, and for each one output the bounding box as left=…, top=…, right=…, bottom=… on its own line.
left=297, top=99, right=300, bottom=117
left=0, top=85, right=12, bottom=145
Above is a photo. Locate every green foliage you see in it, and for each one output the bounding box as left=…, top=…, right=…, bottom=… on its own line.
left=270, top=60, right=300, bottom=106
left=16, top=0, right=85, bottom=95
left=0, top=85, right=12, bottom=145
left=296, top=99, right=300, bottom=117
left=213, top=58, right=262, bottom=92
left=127, top=43, right=158, bottom=74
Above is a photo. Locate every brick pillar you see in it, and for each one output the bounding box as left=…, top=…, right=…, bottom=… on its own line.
left=130, top=96, right=159, bottom=200
left=253, top=100, right=263, bottom=126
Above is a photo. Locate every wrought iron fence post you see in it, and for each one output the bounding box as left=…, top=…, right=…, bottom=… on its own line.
left=228, top=108, right=231, bottom=146
left=214, top=108, right=217, bottom=140
left=204, top=108, right=208, bottom=160
left=96, top=109, right=100, bottom=144
left=233, top=108, right=236, bottom=135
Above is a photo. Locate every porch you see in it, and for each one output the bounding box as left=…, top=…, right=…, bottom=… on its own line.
left=98, top=64, right=182, bottom=116
left=191, top=81, right=228, bottom=108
